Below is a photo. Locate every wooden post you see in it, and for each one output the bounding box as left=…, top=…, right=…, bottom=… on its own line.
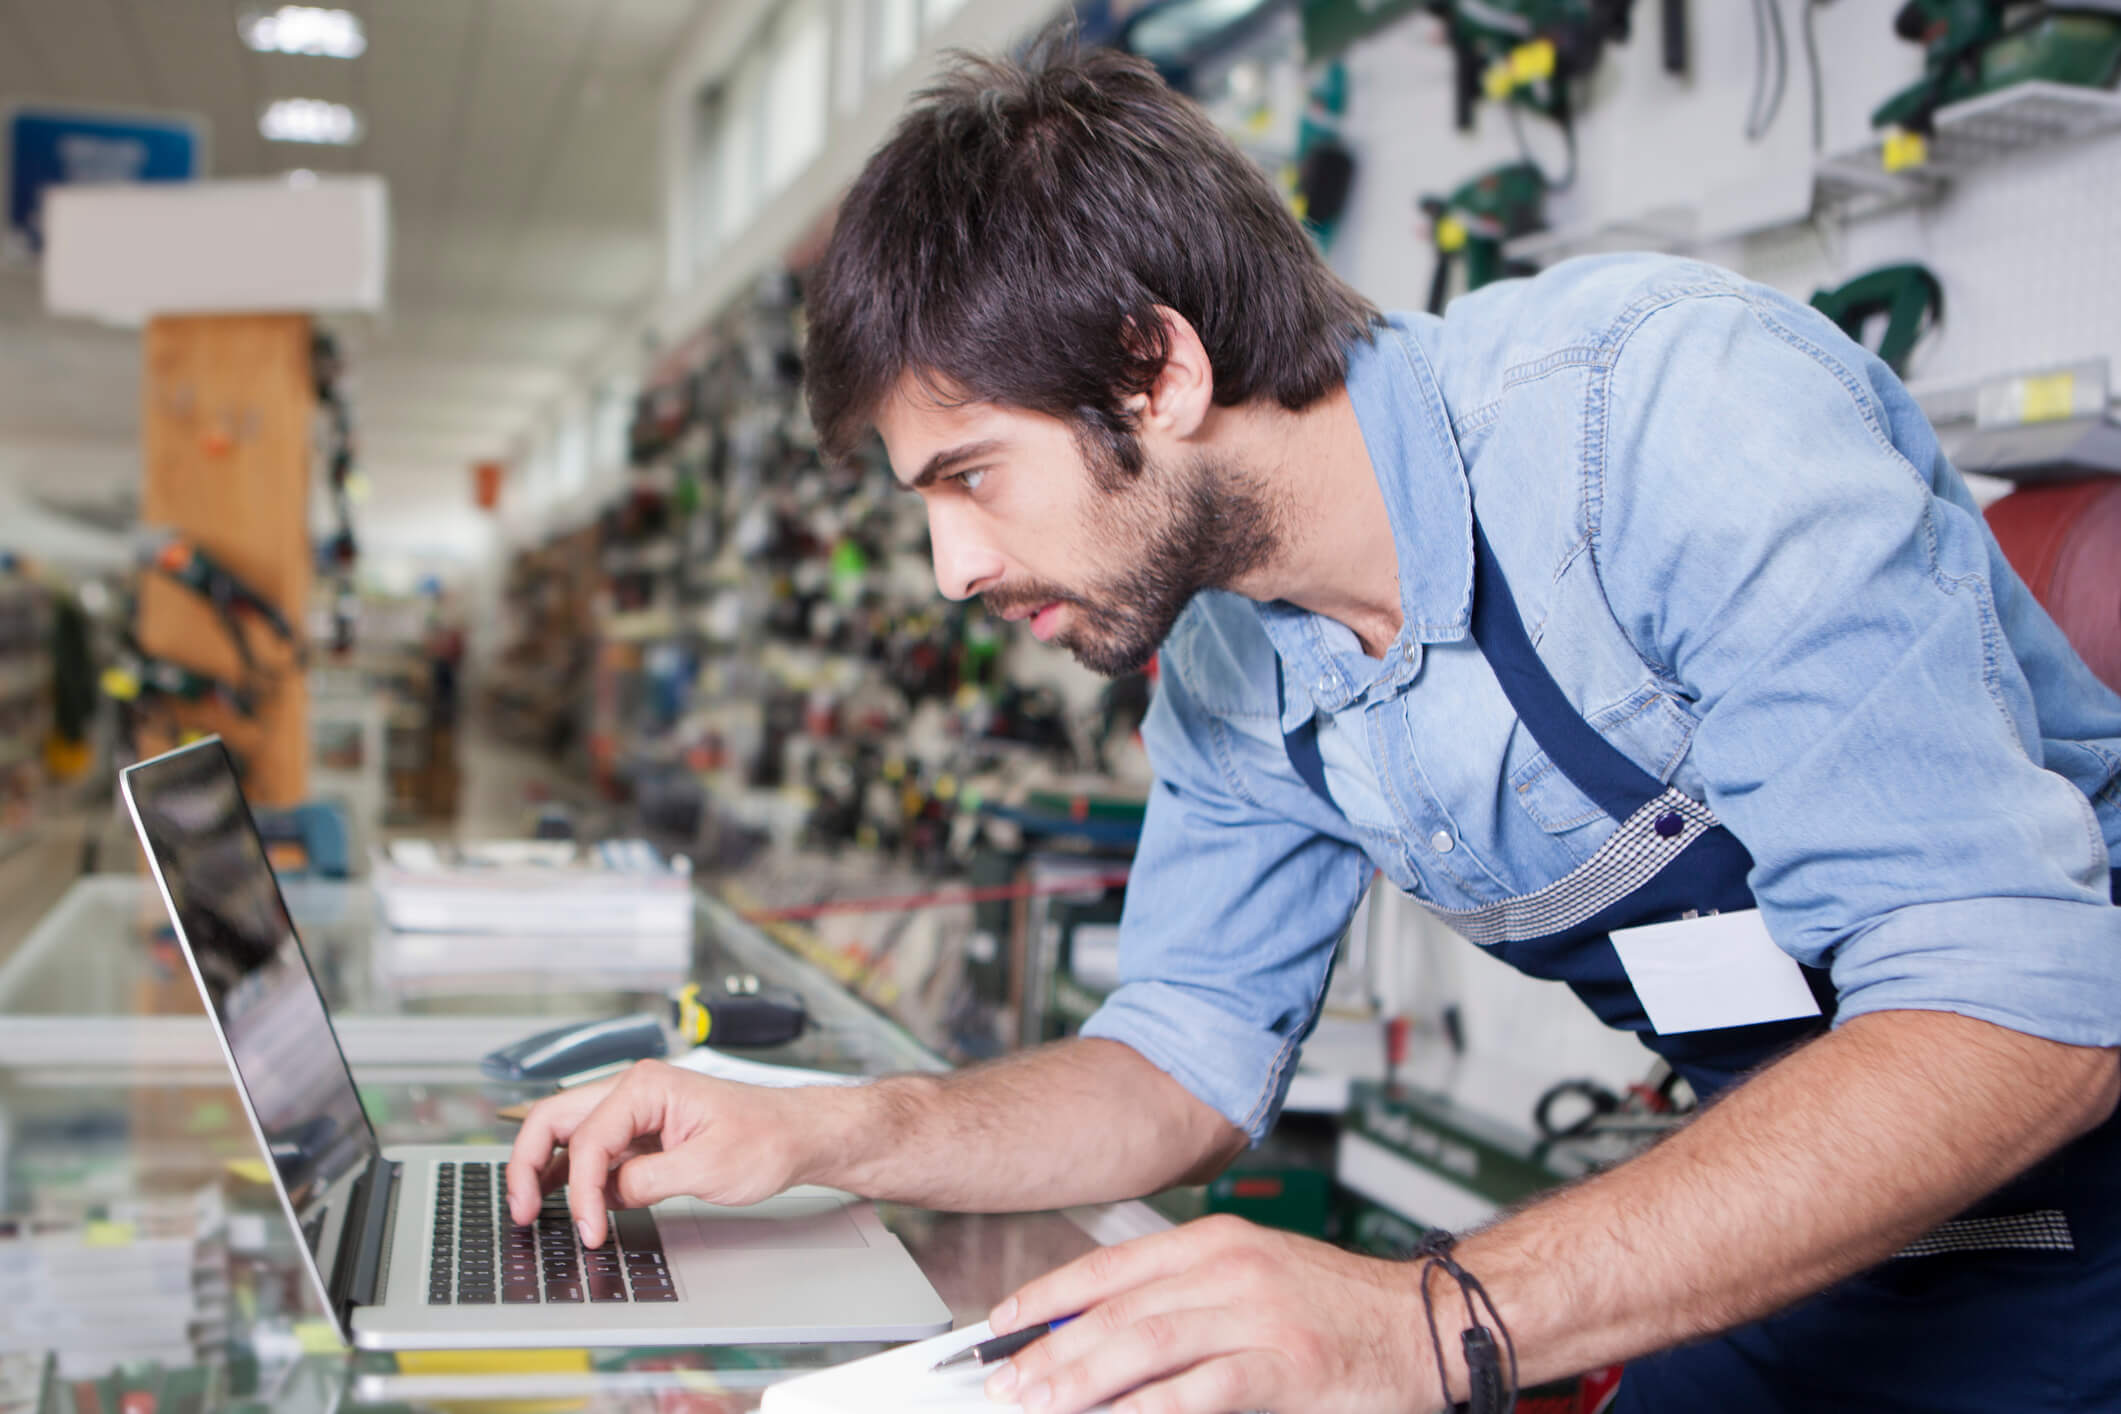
left=136, top=314, right=314, bottom=806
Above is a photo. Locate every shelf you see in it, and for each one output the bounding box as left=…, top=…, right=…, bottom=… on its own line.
left=1816, top=81, right=2121, bottom=218
left=1502, top=205, right=1700, bottom=264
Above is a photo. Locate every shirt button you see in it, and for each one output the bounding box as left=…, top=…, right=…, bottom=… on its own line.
left=1430, top=829, right=1455, bottom=854
left=1403, top=642, right=1418, bottom=661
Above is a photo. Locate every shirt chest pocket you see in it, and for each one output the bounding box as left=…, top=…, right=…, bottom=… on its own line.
left=1506, top=684, right=1698, bottom=858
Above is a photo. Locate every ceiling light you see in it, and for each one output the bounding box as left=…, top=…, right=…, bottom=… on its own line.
left=259, top=99, right=363, bottom=146
left=240, top=6, right=367, bottom=59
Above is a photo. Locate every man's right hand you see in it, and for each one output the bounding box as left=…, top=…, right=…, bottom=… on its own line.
left=504, top=1059, right=816, bottom=1246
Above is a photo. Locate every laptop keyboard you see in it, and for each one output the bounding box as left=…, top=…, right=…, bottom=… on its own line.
left=426, top=1160, right=676, bottom=1305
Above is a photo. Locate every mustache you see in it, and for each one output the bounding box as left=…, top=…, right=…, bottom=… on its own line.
left=981, top=582, right=1087, bottom=618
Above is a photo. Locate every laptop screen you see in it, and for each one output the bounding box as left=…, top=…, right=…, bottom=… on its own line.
left=123, top=739, right=380, bottom=1310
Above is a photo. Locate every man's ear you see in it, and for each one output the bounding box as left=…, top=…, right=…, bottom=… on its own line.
left=1132, top=305, right=1213, bottom=440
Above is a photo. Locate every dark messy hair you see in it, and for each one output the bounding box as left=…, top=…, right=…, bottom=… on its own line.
left=803, top=27, right=1381, bottom=477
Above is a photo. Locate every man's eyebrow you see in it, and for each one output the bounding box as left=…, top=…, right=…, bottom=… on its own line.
left=904, top=439, right=1007, bottom=490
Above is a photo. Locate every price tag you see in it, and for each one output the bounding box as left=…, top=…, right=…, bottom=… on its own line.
left=1882, top=129, right=1929, bottom=172
left=2018, top=371, right=2077, bottom=423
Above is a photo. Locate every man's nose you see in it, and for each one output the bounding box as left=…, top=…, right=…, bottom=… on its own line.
left=927, top=502, right=1003, bottom=601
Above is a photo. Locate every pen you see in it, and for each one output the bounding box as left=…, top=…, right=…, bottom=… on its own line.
left=930, top=1316, right=1078, bottom=1372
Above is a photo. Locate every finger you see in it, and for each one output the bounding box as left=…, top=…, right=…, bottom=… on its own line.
left=1111, top=1352, right=1284, bottom=1414
left=565, top=1073, right=668, bottom=1248
left=997, top=1306, right=1243, bottom=1414
left=506, top=1080, right=616, bottom=1224
left=994, top=1215, right=1253, bottom=1333
left=1003, top=1275, right=1219, bottom=1389
left=608, top=1150, right=696, bottom=1210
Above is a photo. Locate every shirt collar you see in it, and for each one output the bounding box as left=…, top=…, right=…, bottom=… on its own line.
left=1261, top=316, right=1474, bottom=730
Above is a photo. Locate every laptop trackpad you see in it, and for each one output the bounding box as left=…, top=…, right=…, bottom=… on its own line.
left=686, top=1197, right=870, bottom=1252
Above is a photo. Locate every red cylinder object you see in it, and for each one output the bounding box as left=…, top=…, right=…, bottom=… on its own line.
left=472, top=460, right=504, bottom=510
left=1984, top=478, right=2121, bottom=695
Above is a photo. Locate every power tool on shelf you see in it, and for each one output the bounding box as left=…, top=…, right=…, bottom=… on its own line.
left=1809, top=264, right=1945, bottom=378
left=1872, top=0, right=2121, bottom=160
left=1427, top=0, right=1641, bottom=161
left=1420, top=161, right=1549, bottom=314
left=1292, top=62, right=1357, bottom=250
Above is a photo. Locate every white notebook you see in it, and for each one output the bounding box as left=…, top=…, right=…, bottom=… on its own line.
left=760, top=1322, right=1112, bottom=1414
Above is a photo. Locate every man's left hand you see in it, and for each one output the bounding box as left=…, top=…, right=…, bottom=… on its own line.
left=984, top=1213, right=1435, bottom=1414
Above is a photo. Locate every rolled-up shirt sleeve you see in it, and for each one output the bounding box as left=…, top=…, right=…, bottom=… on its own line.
left=1080, top=645, right=1372, bottom=1144
left=1599, top=290, right=2121, bottom=1044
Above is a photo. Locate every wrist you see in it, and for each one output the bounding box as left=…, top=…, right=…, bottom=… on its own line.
left=788, top=1074, right=928, bottom=1193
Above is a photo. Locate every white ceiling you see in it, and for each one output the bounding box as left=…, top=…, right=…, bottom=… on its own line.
left=0, top=0, right=706, bottom=560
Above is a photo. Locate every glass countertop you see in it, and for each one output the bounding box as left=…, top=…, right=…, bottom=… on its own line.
left=0, top=874, right=1159, bottom=1408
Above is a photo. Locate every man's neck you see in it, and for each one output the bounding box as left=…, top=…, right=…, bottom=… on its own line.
left=1214, top=384, right=1404, bottom=657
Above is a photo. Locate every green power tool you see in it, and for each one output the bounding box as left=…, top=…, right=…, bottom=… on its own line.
left=1872, top=1, right=2121, bottom=150
left=1809, top=264, right=1945, bottom=378
left=1421, top=162, right=1549, bottom=314
left=1427, top=0, right=1639, bottom=133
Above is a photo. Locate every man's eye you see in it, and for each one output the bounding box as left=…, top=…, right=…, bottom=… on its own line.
left=957, top=467, right=989, bottom=492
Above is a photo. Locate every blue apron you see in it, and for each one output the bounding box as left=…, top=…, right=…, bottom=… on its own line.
left=1286, top=520, right=2121, bottom=1410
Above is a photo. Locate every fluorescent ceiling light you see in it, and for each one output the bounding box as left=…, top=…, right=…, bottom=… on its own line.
left=240, top=6, right=367, bottom=59
left=259, top=99, right=363, bottom=146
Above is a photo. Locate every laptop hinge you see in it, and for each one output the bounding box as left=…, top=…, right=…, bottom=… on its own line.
left=330, top=1156, right=401, bottom=1323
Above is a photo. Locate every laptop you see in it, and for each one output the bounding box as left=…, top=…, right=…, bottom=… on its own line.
left=122, top=738, right=953, bottom=1351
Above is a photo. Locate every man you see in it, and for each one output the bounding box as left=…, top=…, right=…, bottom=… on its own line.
left=509, top=36, right=2121, bottom=1413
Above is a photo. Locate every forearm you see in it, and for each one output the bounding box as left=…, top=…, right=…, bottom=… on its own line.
left=796, top=1037, right=1245, bottom=1211
left=1439, top=1011, right=2118, bottom=1396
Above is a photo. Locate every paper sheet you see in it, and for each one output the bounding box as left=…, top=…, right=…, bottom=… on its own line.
left=669, top=1046, right=871, bottom=1089
left=760, top=1322, right=1111, bottom=1414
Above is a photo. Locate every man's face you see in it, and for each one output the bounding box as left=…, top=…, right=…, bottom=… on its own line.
left=874, top=385, right=1278, bottom=677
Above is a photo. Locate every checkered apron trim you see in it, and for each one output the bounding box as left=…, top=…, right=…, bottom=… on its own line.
left=1425, top=789, right=1723, bottom=947
left=1892, top=1209, right=2076, bottom=1260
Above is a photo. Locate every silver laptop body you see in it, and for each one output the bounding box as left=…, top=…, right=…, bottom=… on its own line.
left=121, top=738, right=951, bottom=1350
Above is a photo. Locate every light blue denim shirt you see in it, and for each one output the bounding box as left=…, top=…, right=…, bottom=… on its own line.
left=1079, top=253, right=2121, bottom=1144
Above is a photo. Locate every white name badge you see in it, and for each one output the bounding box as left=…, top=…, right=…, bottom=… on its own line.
left=1608, top=910, right=1822, bottom=1035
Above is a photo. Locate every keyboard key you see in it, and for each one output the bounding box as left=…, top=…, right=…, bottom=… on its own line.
left=611, top=1210, right=662, bottom=1252
left=544, top=1283, right=584, bottom=1303
left=503, top=1286, right=540, bottom=1304
left=588, top=1274, right=628, bottom=1302
left=634, top=1287, right=679, bottom=1302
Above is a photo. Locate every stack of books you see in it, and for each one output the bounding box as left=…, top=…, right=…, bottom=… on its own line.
left=370, top=838, right=697, bottom=981
left=0, top=1188, right=229, bottom=1381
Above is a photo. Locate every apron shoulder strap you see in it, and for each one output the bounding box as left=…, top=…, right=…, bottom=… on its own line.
left=1470, top=522, right=1665, bottom=823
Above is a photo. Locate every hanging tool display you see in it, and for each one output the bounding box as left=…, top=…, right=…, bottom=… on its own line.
left=102, top=639, right=257, bottom=743
left=1425, top=0, right=1650, bottom=185
left=1291, top=62, right=1357, bottom=249
left=1809, top=264, right=1945, bottom=377
left=313, top=330, right=361, bottom=652
left=139, top=533, right=301, bottom=679
left=1743, top=0, right=1790, bottom=142
left=1872, top=1, right=2121, bottom=159
left=1420, top=161, right=1549, bottom=314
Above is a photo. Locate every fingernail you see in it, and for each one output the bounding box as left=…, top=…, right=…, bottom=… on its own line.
left=985, top=1364, right=1019, bottom=1398
left=1021, top=1381, right=1051, bottom=1411
left=990, top=1296, right=1017, bottom=1329
left=578, top=1219, right=594, bottom=1247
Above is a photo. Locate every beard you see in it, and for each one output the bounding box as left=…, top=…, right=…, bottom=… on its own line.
left=984, top=448, right=1283, bottom=678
